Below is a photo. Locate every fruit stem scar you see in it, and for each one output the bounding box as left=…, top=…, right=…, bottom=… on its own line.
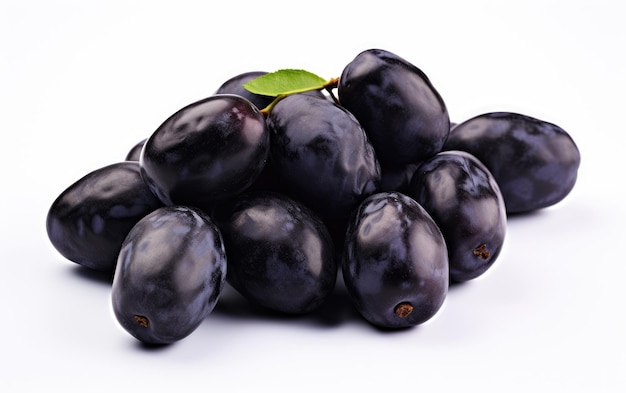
left=133, top=315, right=149, bottom=328
left=394, top=302, right=413, bottom=318
left=473, top=243, right=491, bottom=260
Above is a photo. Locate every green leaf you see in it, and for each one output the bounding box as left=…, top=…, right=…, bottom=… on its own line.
left=243, top=69, right=327, bottom=97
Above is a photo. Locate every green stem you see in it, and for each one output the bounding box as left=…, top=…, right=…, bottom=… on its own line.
left=260, top=94, right=287, bottom=115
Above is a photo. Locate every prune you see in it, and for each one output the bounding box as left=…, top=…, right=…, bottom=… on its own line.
left=112, top=206, right=226, bottom=344
left=443, top=112, right=581, bottom=214
left=140, top=94, right=269, bottom=212
left=46, top=161, right=163, bottom=272
left=216, top=191, right=337, bottom=314
left=266, top=93, right=381, bottom=223
left=342, top=192, right=449, bottom=329
left=407, top=151, right=507, bottom=282
left=338, top=49, right=450, bottom=167
left=125, top=138, right=146, bottom=161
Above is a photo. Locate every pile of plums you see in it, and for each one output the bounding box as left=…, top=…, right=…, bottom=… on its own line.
left=46, top=48, right=581, bottom=344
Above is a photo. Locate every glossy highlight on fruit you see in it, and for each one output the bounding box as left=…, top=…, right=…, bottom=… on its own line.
left=407, top=151, right=507, bottom=282
left=112, top=206, right=227, bottom=345
left=443, top=112, right=581, bottom=214
left=140, top=94, right=269, bottom=211
left=338, top=48, right=450, bottom=167
left=342, top=192, right=449, bottom=329
left=46, top=161, right=163, bottom=272
left=45, top=47, right=584, bottom=340
left=266, top=93, right=381, bottom=222
left=215, top=191, right=337, bottom=314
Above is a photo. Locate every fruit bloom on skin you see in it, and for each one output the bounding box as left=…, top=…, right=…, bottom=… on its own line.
left=342, top=192, right=449, bottom=329
left=140, top=94, right=269, bottom=212
left=407, top=151, right=507, bottom=282
left=112, top=206, right=227, bottom=345
left=266, top=93, right=381, bottom=223
left=46, top=161, right=163, bottom=272
left=45, top=48, right=584, bottom=340
left=215, top=191, right=337, bottom=314
left=338, top=48, right=450, bottom=168
left=443, top=112, right=581, bottom=214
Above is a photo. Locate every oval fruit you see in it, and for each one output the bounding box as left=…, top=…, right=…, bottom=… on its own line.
left=46, top=161, right=162, bottom=272
left=342, top=192, right=449, bottom=329
left=140, top=94, right=269, bottom=211
left=266, top=93, right=381, bottom=222
left=111, top=206, right=227, bottom=345
left=407, top=151, right=507, bottom=282
left=338, top=48, right=450, bottom=167
left=216, top=191, right=337, bottom=314
left=443, top=112, right=581, bottom=214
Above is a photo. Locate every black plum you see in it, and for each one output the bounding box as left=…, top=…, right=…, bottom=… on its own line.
left=407, top=151, right=507, bottom=282
left=338, top=48, right=450, bottom=167
left=140, top=94, right=269, bottom=212
left=112, top=206, right=227, bottom=345
left=216, top=191, right=337, bottom=314
left=266, top=93, right=381, bottom=223
left=46, top=47, right=585, bottom=338
left=46, top=161, right=163, bottom=272
left=342, top=192, right=449, bottom=329
left=443, top=112, right=581, bottom=214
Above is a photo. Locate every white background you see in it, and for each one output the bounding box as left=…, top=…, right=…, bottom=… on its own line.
left=2, top=0, right=625, bottom=391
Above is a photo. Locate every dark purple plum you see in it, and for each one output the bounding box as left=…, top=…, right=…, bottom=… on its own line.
left=266, top=93, right=381, bottom=223
left=112, top=206, right=227, bottom=345
left=216, top=191, right=337, bottom=314
left=338, top=48, right=450, bottom=167
left=46, top=161, right=163, bottom=272
left=443, top=112, right=581, bottom=214
left=407, top=151, right=507, bottom=282
left=342, top=192, right=449, bottom=329
left=140, top=94, right=269, bottom=212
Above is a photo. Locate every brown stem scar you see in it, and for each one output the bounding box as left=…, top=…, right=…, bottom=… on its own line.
left=394, top=302, right=413, bottom=318
left=473, top=243, right=491, bottom=260
left=133, top=315, right=149, bottom=328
